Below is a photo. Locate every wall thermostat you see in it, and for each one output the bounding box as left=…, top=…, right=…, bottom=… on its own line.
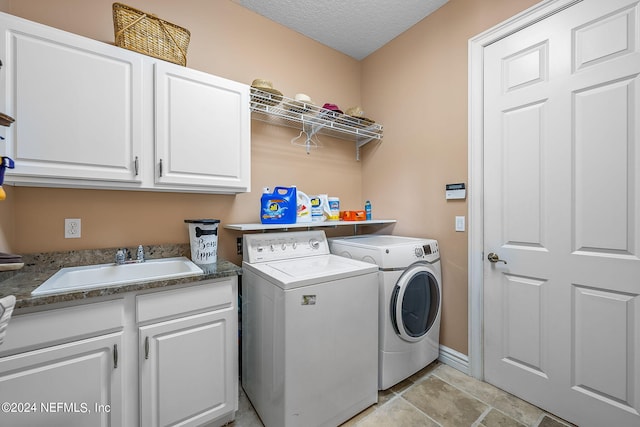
left=446, top=183, right=466, bottom=200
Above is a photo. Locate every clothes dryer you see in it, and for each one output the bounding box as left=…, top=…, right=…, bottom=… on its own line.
left=329, top=235, right=442, bottom=390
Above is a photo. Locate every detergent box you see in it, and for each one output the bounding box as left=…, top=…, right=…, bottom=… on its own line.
left=261, top=186, right=297, bottom=224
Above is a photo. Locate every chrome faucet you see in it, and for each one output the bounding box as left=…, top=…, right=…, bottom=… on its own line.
left=115, top=245, right=145, bottom=265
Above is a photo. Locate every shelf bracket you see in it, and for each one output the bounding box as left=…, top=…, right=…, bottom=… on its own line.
left=308, top=120, right=323, bottom=139
left=355, top=137, right=375, bottom=161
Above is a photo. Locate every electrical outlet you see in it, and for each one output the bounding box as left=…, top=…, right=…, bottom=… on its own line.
left=65, top=218, right=81, bottom=238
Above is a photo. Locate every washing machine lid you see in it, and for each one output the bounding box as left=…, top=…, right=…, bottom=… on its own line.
left=243, top=254, right=378, bottom=290
left=329, top=235, right=439, bottom=269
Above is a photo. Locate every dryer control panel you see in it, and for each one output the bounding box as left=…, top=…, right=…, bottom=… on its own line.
left=329, top=235, right=440, bottom=269
left=415, top=241, right=439, bottom=259
left=243, top=230, right=330, bottom=263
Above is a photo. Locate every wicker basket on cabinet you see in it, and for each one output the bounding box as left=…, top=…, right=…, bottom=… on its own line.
left=112, top=2, right=190, bottom=66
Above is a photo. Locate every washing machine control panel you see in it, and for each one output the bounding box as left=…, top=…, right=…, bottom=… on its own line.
left=243, top=230, right=330, bottom=263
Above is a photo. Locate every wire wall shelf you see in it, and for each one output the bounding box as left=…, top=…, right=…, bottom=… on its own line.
left=250, top=88, right=383, bottom=160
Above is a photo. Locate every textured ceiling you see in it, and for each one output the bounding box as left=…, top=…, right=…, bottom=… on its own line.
left=231, top=0, right=449, bottom=60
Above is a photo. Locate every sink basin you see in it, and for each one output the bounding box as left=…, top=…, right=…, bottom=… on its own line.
left=31, top=257, right=204, bottom=296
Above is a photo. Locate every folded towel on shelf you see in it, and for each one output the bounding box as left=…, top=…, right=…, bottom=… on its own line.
left=0, top=252, right=23, bottom=263
left=0, top=295, right=16, bottom=345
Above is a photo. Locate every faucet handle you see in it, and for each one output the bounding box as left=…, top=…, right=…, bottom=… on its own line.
left=115, top=249, right=126, bottom=264
left=136, top=245, right=145, bottom=262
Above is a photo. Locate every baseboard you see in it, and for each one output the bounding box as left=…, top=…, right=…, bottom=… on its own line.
left=438, top=344, right=470, bottom=375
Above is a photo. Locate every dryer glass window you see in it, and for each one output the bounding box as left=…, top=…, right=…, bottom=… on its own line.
left=392, top=270, right=440, bottom=339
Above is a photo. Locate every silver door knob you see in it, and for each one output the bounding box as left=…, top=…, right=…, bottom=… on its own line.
left=487, top=252, right=507, bottom=264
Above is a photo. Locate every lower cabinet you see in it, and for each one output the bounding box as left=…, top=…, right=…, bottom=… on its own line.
left=140, top=310, right=235, bottom=427
left=137, top=278, right=238, bottom=427
left=0, top=332, right=124, bottom=427
left=0, top=277, right=238, bottom=427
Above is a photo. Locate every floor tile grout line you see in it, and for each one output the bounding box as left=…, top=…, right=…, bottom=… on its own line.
left=392, top=368, right=493, bottom=427
left=533, top=412, right=546, bottom=427
left=428, top=370, right=511, bottom=423
left=431, top=371, right=536, bottom=425
left=392, top=393, right=445, bottom=427
left=426, top=368, right=532, bottom=427
left=352, top=390, right=444, bottom=427
left=429, top=367, right=574, bottom=427
left=420, top=371, right=495, bottom=425
left=472, top=407, right=494, bottom=427
left=533, top=411, right=574, bottom=427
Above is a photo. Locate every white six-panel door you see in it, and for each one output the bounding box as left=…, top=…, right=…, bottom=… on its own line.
left=482, top=0, right=640, bottom=425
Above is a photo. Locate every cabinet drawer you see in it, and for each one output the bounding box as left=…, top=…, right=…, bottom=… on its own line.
left=0, top=299, right=124, bottom=356
left=136, top=278, right=235, bottom=324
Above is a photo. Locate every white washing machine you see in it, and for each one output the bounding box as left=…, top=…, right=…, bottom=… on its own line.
left=329, top=235, right=442, bottom=390
left=241, top=230, right=379, bottom=427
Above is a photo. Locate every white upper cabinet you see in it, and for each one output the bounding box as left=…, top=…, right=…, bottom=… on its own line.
left=0, top=12, right=250, bottom=194
left=0, top=13, right=144, bottom=184
left=154, top=62, right=250, bottom=191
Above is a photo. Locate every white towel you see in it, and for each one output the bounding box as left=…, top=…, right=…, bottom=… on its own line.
left=0, top=295, right=16, bottom=345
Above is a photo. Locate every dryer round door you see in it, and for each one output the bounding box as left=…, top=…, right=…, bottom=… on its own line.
left=390, top=264, right=441, bottom=342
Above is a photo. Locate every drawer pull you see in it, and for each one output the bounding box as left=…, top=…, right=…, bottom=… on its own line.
left=113, top=344, right=118, bottom=369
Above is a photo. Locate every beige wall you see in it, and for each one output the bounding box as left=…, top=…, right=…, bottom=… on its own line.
left=0, top=0, right=365, bottom=258
left=360, top=0, right=539, bottom=357
left=0, top=0, right=539, bottom=355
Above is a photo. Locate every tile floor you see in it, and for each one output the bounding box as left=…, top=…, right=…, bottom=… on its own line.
left=231, top=362, right=576, bottom=427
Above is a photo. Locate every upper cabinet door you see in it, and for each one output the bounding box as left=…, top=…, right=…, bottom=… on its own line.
left=0, top=14, right=144, bottom=184
left=154, top=62, right=250, bottom=192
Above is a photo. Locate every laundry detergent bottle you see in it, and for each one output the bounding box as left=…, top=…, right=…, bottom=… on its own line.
left=296, top=190, right=312, bottom=223
left=311, top=194, right=331, bottom=222
left=260, top=186, right=297, bottom=224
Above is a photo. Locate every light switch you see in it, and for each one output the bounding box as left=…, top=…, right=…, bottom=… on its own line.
left=455, top=216, right=465, bottom=232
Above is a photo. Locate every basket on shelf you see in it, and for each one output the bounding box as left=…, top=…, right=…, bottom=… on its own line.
left=112, top=2, right=190, bottom=66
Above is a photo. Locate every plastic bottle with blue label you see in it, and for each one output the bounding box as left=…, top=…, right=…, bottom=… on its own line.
left=365, top=200, right=372, bottom=220
left=260, top=186, right=297, bottom=224
left=311, top=194, right=331, bottom=222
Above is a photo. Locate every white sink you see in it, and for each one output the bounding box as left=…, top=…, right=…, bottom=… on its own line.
left=31, top=257, right=204, bottom=296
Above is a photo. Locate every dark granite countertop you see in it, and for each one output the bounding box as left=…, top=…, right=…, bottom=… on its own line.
left=0, top=244, right=241, bottom=310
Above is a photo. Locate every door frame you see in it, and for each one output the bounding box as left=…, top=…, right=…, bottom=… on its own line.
left=467, top=0, right=582, bottom=379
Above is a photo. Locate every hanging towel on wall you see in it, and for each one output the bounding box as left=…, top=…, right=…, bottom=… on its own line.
left=0, top=295, right=16, bottom=345
left=0, top=253, right=22, bottom=263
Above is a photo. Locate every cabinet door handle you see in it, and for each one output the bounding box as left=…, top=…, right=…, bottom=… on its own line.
left=159, top=159, right=163, bottom=177
left=144, top=336, right=150, bottom=360
left=134, top=156, right=139, bottom=176
left=113, top=344, right=118, bottom=369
